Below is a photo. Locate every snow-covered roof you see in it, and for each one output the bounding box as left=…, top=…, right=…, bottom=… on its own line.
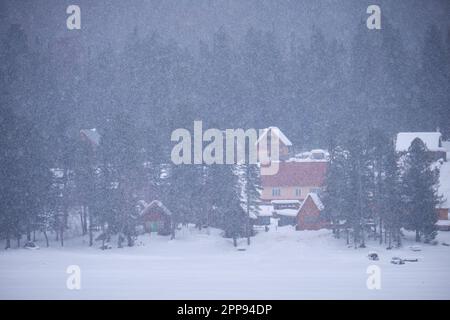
left=50, top=168, right=64, bottom=178
left=436, top=220, right=450, bottom=226
left=256, top=127, right=292, bottom=146
left=258, top=205, right=274, bottom=217
left=140, top=200, right=173, bottom=216
left=271, top=199, right=300, bottom=205
left=285, top=157, right=328, bottom=163
left=295, top=151, right=312, bottom=159
left=80, top=128, right=101, bottom=146
left=287, top=149, right=329, bottom=162
left=395, top=132, right=445, bottom=152
left=274, top=208, right=298, bottom=217
left=298, top=193, right=325, bottom=212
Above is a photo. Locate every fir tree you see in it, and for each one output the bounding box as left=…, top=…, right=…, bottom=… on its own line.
left=379, top=139, right=404, bottom=247
left=323, top=146, right=351, bottom=241
left=403, top=138, right=440, bottom=242
left=241, top=163, right=262, bottom=245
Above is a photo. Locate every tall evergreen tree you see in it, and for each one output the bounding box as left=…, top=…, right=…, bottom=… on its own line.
left=380, top=141, right=404, bottom=248
left=206, top=164, right=244, bottom=247
left=241, top=163, right=262, bottom=245
left=403, top=138, right=440, bottom=242
left=323, top=146, right=351, bottom=241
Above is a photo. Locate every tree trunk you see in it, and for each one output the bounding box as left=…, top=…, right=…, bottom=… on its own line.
left=5, top=231, right=10, bottom=250
left=360, top=225, right=366, bottom=248
left=389, top=231, right=393, bottom=248
left=233, top=237, right=237, bottom=247
left=83, top=206, right=88, bottom=235
left=379, top=219, right=383, bottom=244
left=127, top=234, right=134, bottom=247
left=118, top=234, right=124, bottom=248
left=356, top=158, right=365, bottom=249
left=33, top=231, right=36, bottom=242
left=60, top=227, right=64, bottom=247
left=335, top=220, right=340, bottom=239
left=246, top=217, right=251, bottom=246
left=415, top=230, right=420, bottom=242
left=397, top=229, right=402, bottom=247
left=88, top=207, right=93, bottom=247
left=80, top=207, right=86, bottom=235
left=44, top=231, right=49, bottom=247
left=171, top=223, right=176, bottom=240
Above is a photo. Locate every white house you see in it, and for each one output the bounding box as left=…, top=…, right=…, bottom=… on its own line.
left=395, top=132, right=446, bottom=161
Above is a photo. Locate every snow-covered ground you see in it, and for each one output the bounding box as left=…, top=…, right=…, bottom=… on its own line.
left=1, top=226, right=450, bottom=300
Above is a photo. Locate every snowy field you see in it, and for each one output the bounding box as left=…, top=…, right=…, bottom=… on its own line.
left=1, top=225, right=450, bottom=300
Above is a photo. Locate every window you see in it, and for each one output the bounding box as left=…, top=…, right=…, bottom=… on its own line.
left=272, top=188, right=281, bottom=196
left=295, top=188, right=301, bottom=197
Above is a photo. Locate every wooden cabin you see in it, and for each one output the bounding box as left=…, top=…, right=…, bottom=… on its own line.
left=139, top=200, right=173, bottom=236
left=296, top=193, right=329, bottom=230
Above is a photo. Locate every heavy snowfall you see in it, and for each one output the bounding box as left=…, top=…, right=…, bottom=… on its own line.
left=1, top=0, right=450, bottom=300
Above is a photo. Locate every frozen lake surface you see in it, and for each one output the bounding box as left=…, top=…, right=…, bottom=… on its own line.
left=1, top=226, right=450, bottom=299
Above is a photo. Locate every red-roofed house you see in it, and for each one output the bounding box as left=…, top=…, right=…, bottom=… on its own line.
left=260, top=161, right=328, bottom=203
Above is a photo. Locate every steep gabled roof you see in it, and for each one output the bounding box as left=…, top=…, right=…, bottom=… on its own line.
left=298, top=193, right=324, bottom=213
left=80, top=128, right=101, bottom=146
left=256, top=127, right=292, bottom=147
left=140, top=200, right=173, bottom=216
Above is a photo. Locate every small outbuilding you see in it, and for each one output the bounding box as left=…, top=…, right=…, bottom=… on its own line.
left=296, top=193, right=328, bottom=230
left=139, top=200, right=173, bottom=236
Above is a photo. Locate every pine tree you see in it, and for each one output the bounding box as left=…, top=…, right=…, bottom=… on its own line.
left=0, top=105, right=52, bottom=248
left=74, top=134, right=97, bottom=240
left=379, top=139, right=404, bottom=247
left=207, top=164, right=244, bottom=247
left=241, top=163, right=262, bottom=245
left=346, top=134, right=373, bottom=248
left=98, top=112, right=144, bottom=247
left=164, top=163, right=201, bottom=234
left=323, top=146, right=351, bottom=241
left=403, top=138, right=440, bottom=242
